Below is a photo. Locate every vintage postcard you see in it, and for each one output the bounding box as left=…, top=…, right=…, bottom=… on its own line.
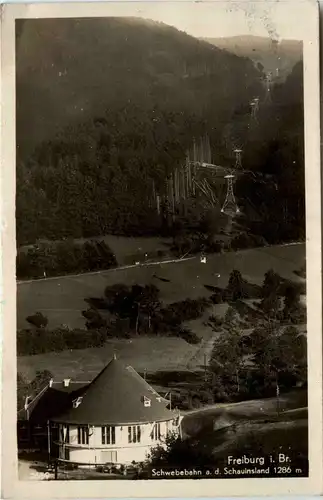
left=1, top=0, right=322, bottom=497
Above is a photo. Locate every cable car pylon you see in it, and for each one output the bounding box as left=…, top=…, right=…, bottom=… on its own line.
left=221, top=147, right=242, bottom=217
left=264, top=72, right=273, bottom=104
left=221, top=174, right=240, bottom=217
left=233, top=147, right=243, bottom=170
left=250, top=97, right=260, bottom=122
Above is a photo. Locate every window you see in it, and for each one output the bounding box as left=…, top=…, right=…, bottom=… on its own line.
left=143, top=396, right=151, bottom=407
left=128, top=425, right=141, bottom=443
left=101, top=426, right=116, bottom=445
left=77, top=426, right=89, bottom=445
left=151, top=422, right=161, bottom=441
left=60, top=425, right=70, bottom=443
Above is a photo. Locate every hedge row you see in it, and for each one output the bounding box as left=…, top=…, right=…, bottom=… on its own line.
left=17, top=328, right=106, bottom=356
left=17, top=239, right=117, bottom=279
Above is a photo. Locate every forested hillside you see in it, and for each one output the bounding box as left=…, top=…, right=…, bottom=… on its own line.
left=203, top=35, right=302, bottom=81
left=236, top=60, right=304, bottom=244
left=16, top=17, right=261, bottom=245
left=16, top=18, right=304, bottom=247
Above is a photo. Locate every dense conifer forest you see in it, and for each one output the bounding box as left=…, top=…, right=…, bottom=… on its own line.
left=16, top=18, right=304, bottom=248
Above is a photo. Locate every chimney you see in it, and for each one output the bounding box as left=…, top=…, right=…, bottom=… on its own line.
left=49, top=379, right=54, bottom=388
left=63, top=378, right=71, bottom=388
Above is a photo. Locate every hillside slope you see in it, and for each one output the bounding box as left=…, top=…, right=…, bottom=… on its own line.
left=203, top=35, right=302, bottom=81
left=17, top=242, right=305, bottom=330
left=16, top=20, right=304, bottom=248
left=17, top=18, right=260, bottom=162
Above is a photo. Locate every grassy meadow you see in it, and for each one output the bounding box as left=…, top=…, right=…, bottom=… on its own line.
left=17, top=242, right=305, bottom=330
left=17, top=241, right=305, bottom=384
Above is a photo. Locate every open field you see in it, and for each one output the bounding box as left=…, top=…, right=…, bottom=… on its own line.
left=17, top=335, right=211, bottom=383
left=17, top=242, right=305, bottom=330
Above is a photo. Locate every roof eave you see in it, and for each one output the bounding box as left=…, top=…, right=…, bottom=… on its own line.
left=51, top=414, right=179, bottom=426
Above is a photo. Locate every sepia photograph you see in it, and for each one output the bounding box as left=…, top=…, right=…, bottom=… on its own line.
left=1, top=0, right=322, bottom=497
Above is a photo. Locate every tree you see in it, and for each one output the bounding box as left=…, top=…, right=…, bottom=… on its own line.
left=261, top=292, right=281, bottom=319
left=138, top=285, right=161, bottom=330
left=82, top=308, right=108, bottom=330
left=252, top=323, right=307, bottom=393
left=26, top=312, right=48, bottom=329
left=283, top=284, right=303, bottom=322
left=262, top=269, right=281, bottom=298
left=226, top=270, right=245, bottom=301
left=29, top=370, right=54, bottom=393
left=224, top=306, right=238, bottom=325
left=209, top=327, right=246, bottom=400
left=17, top=370, right=54, bottom=411
left=260, top=269, right=282, bottom=318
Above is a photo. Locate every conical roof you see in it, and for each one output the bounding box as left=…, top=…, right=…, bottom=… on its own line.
left=52, top=357, right=176, bottom=425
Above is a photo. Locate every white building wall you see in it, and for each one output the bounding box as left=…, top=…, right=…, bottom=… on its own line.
left=57, top=419, right=180, bottom=465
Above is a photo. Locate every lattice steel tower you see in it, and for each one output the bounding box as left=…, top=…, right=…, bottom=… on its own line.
left=250, top=97, right=260, bottom=121
left=233, top=148, right=243, bottom=170
left=221, top=174, right=240, bottom=217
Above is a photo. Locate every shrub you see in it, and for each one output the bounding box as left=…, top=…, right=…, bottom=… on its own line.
left=163, top=298, right=210, bottom=323
left=179, top=328, right=200, bottom=344
left=26, top=312, right=48, bottom=329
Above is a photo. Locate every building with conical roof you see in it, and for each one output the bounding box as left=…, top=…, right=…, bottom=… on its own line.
left=18, top=356, right=182, bottom=466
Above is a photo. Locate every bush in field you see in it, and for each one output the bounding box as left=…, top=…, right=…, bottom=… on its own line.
left=26, top=312, right=48, bottom=329
left=162, top=298, right=210, bottom=323
left=82, top=309, right=108, bottom=330
left=178, top=328, right=200, bottom=345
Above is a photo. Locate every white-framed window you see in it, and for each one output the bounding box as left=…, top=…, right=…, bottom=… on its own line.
left=101, top=426, right=116, bottom=445
left=128, top=425, right=141, bottom=443
left=151, top=422, right=161, bottom=441
left=60, top=424, right=70, bottom=443
left=77, top=426, right=89, bottom=445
